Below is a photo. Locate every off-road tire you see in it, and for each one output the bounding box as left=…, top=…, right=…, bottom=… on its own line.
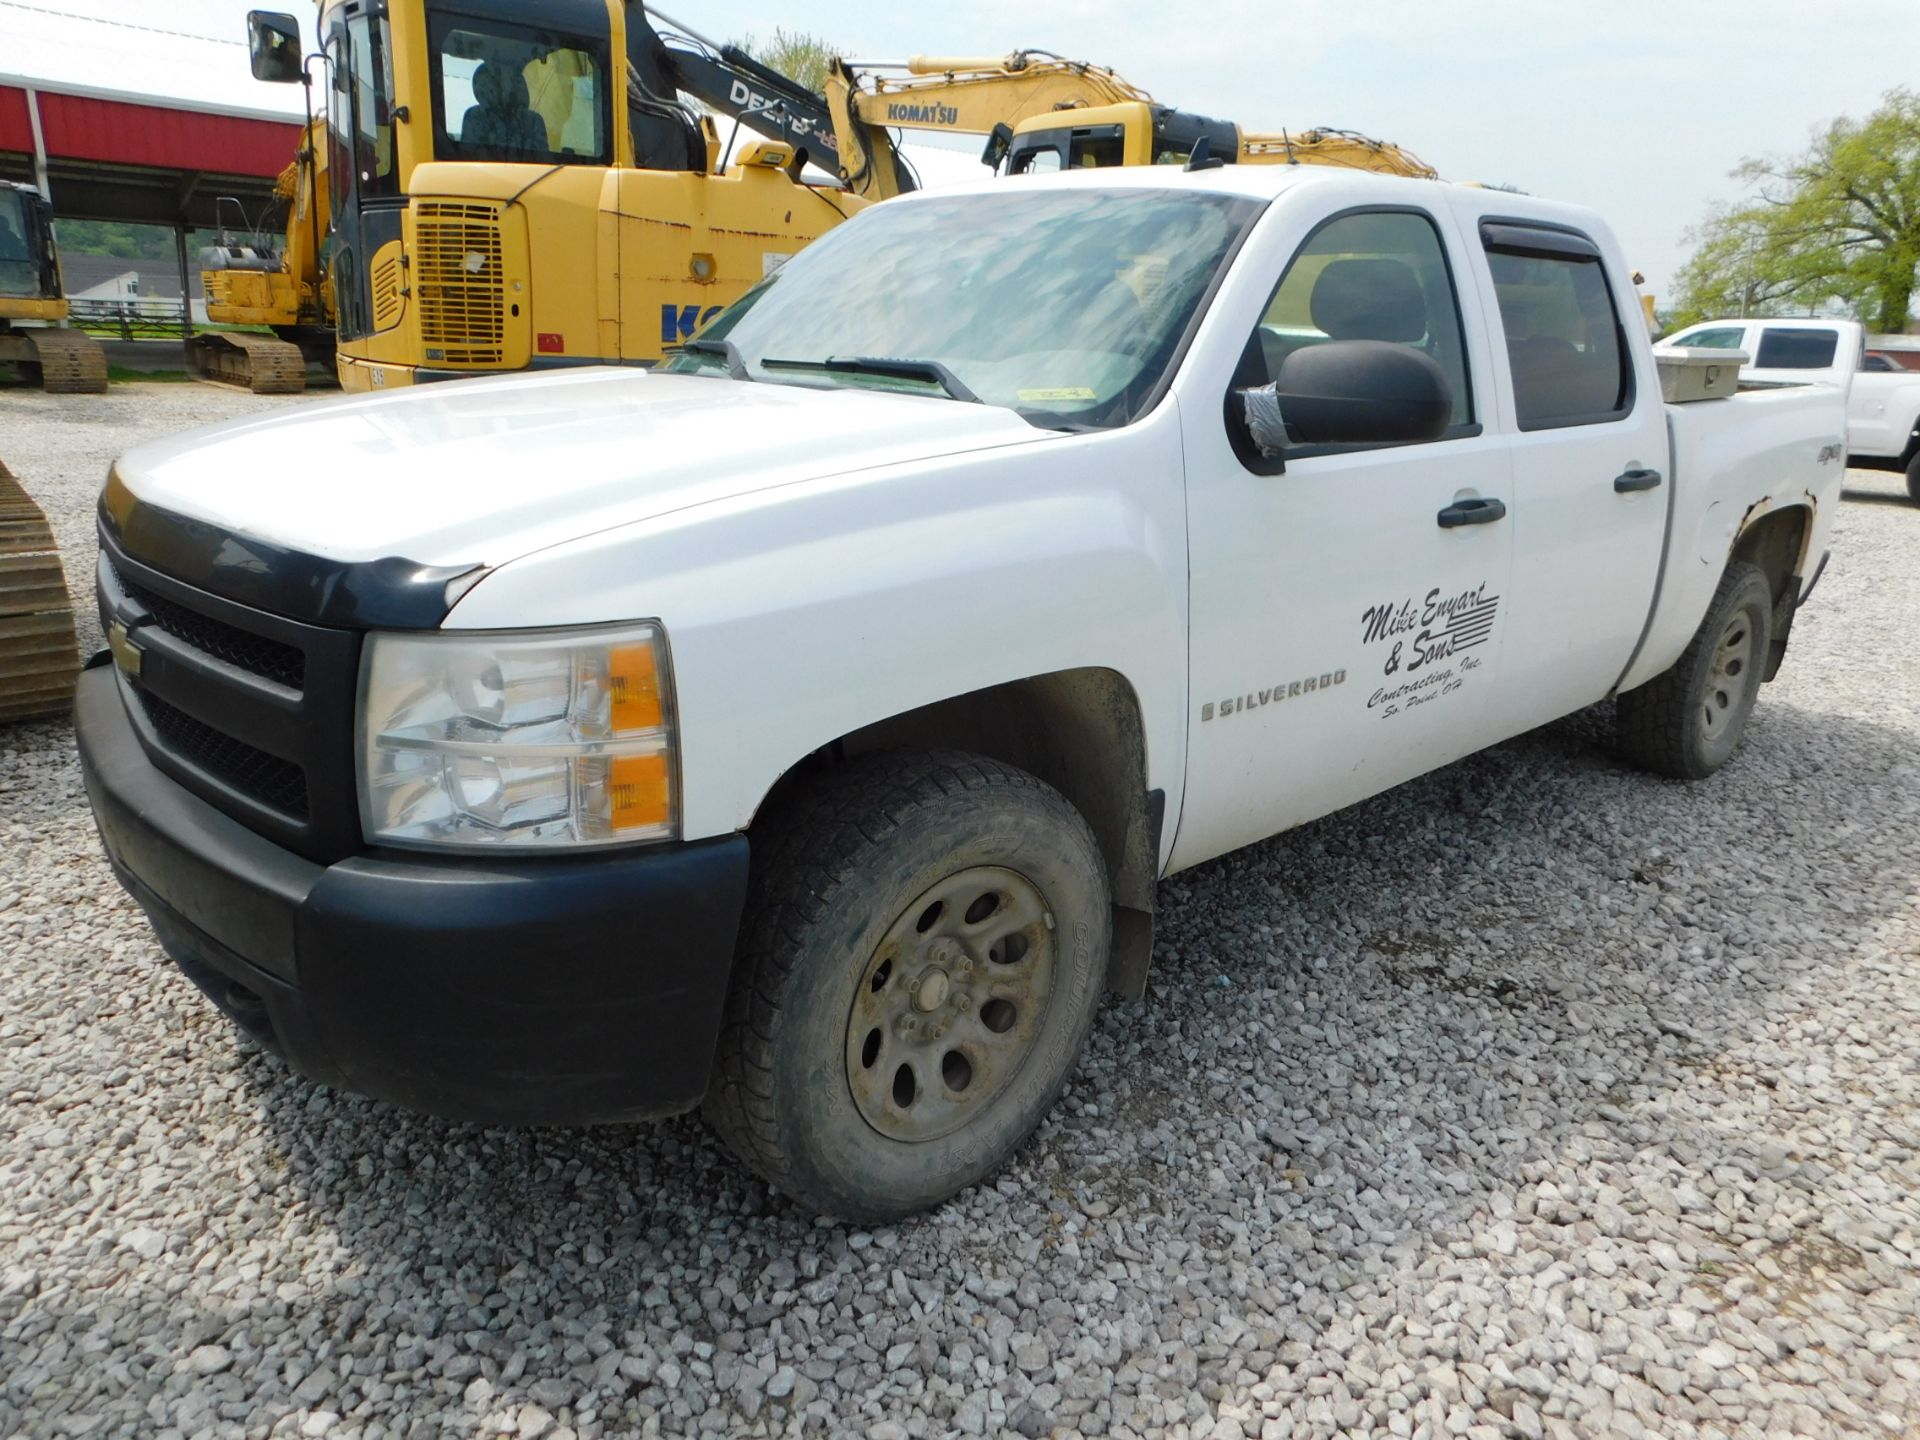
left=1905, top=451, right=1920, bottom=506
left=1616, top=560, right=1773, bottom=780
left=704, top=749, right=1111, bottom=1220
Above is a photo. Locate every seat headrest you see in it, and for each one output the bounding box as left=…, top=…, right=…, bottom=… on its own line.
left=1309, top=257, right=1429, bottom=343
left=473, top=62, right=527, bottom=112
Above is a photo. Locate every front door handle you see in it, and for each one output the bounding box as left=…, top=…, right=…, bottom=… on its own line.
left=1437, top=496, right=1507, bottom=528
left=1614, top=467, right=1663, bottom=493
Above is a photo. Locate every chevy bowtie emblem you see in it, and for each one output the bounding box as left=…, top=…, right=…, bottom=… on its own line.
left=108, top=620, right=144, bottom=679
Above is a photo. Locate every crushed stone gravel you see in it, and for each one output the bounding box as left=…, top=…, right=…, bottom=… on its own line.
left=2, top=384, right=1917, bottom=1440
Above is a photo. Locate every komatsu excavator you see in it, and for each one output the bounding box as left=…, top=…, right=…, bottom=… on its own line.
left=819, top=50, right=1435, bottom=198
left=0, top=182, right=109, bottom=394
left=187, top=118, right=334, bottom=395
left=642, top=12, right=1433, bottom=195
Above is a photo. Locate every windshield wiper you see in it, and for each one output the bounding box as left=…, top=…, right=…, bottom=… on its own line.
left=760, top=355, right=979, bottom=404
left=668, top=337, right=750, bottom=382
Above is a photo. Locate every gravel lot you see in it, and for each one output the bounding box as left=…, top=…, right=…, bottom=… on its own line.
left=3, top=382, right=1918, bottom=1440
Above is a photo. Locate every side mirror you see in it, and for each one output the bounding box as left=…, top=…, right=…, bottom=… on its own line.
left=247, top=11, right=305, bottom=84
left=1237, top=339, right=1452, bottom=456
left=980, top=122, right=1015, bottom=170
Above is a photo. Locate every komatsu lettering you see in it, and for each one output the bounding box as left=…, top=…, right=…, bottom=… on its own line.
left=885, top=102, right=962, bottom=127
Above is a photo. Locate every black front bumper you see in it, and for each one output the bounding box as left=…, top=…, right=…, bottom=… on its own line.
left=75, top=661, right=751, bottom=1126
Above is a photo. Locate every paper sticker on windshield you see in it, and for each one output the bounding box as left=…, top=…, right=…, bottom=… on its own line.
left=1017, top=387, right=1097, bottom=403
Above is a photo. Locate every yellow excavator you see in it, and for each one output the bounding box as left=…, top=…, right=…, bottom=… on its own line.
left=187, top=117, right=335, bottom=394
left=0, top=182, right=109, bottom=394
left=245, top=2, right=863, bottom=392
left=817, top=50, right=1435, bottom=198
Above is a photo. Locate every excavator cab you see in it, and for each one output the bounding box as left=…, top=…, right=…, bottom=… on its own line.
left=0, top=184, right=63, bottom=317
left=999, top=104, right=1242, bottom=175
left=0, top=182, right=107, bottom=393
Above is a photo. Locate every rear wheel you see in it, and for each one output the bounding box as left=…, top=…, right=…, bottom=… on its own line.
left=1616, top=561, right=1773, bottom=780
left=705, top=750, right=1111, bottom=1220
left=1905, top=451, right=1920, bottom=505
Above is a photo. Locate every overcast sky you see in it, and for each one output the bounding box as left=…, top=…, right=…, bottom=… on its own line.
left=57, top=0, right=1920, bottom=299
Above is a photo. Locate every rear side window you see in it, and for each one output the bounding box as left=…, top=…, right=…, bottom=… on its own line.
left=1753, top=328, right=1839, bottom=370
left=1675, top=326, right=1746, bottom=350
left=1484, top=224, right=1632, bottom=430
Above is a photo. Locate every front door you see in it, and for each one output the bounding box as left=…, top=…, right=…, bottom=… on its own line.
left=1174, top=204, right=1516, bottom=872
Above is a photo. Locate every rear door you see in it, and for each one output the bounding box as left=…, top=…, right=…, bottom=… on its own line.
left=1453, top=204, right=1670, bottom=734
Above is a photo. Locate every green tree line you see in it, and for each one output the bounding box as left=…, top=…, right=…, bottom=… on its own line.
left=1673, top=89, right=1920, bottom=332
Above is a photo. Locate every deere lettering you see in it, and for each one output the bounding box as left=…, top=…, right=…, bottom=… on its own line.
left=661, top=304, right=725, bottom=344
left=725, top=79, right=836, bottom=151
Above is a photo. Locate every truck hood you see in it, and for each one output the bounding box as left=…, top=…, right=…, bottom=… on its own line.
left=111, top=368, right=1057, bottom=570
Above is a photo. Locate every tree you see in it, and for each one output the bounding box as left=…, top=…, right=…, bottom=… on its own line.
left=1674, top=89, right=1920, bottom=332
left=733, top=27, right=837, bottom=94
left=1668, top=204, right=1831, bottom=328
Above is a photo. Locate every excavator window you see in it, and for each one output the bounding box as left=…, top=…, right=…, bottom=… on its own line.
left=346, top=15, right=399, bottom=199
left=429, top=15, right=610, bottom=166
left=0, top=189, right=44, bottom=298
left=1006, top=125, right=1127, bottom=176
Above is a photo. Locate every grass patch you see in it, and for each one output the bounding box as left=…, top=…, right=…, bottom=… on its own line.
left=106, top=367, right=193, bottom=384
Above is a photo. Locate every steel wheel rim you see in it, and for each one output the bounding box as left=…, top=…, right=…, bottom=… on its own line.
left=1702, top=608, right=1757, bottom=742
left=845, top=864, right=1058, bottom=1143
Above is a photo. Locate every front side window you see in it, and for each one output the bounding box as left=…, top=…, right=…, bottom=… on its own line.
left=1486, top=234, right=1632, bottom=430
left=1753, top=327, right=1839, bottom=370
left=430, top=16, right=609, bottom=165
left=661, top=187, right=1262, bottom=430
left=1672, top=326, right=1746, bottom=350
left=1241, top=208, right=1475, bottom=436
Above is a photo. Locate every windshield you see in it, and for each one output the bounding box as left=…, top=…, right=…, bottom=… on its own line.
left=429, top=14, right=610, bottom=165
left=0, top=188, right=36, bottom=297
left=660, top=187, right=1262, bottom=429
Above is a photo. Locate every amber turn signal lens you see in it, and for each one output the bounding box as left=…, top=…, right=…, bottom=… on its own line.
left=608, top=752, right=671, bottom=832
left=609, top=644, right=663, bottom=732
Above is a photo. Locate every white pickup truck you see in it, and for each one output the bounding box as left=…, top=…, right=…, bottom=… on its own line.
left=79, top=165, right=1845, bottom=1219
left=1661, top=316, right=1920, bottom=502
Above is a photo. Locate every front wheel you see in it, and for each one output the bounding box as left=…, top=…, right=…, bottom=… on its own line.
left=1616, top=561, right=1773, bottom=780
left=705, top=750, right=1111, bottom=1220
left=1905, top=451, right=1920, bottom=506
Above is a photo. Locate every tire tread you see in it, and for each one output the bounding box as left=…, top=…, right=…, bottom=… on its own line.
left=704, top=750, right=1081, bottom=1198
left=1616, top=560, right=1771, bottom=780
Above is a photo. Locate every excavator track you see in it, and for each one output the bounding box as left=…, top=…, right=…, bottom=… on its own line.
left=0, top=458, right=81, bottom=724
left=21, top=328, right=108, bottom=394
left=186, top=332, right=309, bottom=394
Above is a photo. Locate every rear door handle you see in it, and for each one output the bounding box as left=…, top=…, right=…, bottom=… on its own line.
left=1614, top=467, right=1663, bottom=493
left=1437, top=496, right=1507, bottom=528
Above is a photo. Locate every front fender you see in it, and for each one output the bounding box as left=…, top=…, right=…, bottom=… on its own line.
left=444, top=405, right=1192, bottom=846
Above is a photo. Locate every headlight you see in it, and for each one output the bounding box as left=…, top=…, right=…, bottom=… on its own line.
left=357, top=623, right=677, bottom=851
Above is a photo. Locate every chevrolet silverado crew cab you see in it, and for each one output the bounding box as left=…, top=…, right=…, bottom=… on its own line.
left=1660, top=316, right=1920, bottom=502
left=79, top=165, right=1845, bottom=1220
